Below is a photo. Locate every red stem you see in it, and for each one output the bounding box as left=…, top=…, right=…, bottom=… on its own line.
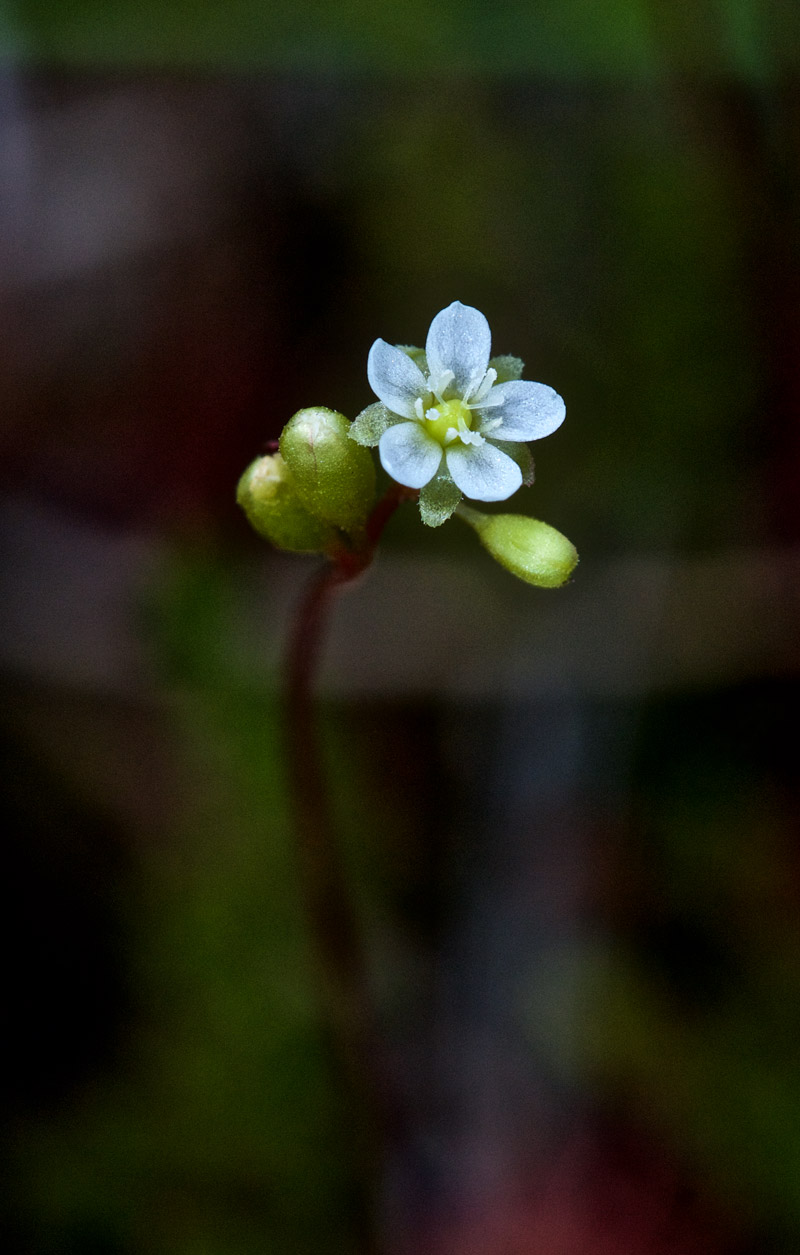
left=282, top=483, right=415, bottom=1247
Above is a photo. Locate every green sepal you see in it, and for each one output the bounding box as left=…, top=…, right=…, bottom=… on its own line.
left=349, top=402, right=400, bottom=448
left=419, top=470, right=462, bottom=527
left=398, top=344, right=428, bottom=373
left=457, top=506, right=578, bottom=588
left=236, top=454, right=335, bottom=553
left=489, top=354, right=524, bottom=383
left=493, top=440, right=534, bottom=487
left=280, top=406, right=376, bottom=534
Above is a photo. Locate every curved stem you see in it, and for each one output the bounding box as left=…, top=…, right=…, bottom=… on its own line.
left=285, top=557, right=371, bottom=1067
left=282, top=482, right=415, bottom=1249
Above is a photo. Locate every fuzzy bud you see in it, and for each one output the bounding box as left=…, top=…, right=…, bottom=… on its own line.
left=236, top=453, right=335, bottom=553
left=458, top=506, right=578, bottom=588
left=279, top=407, right=375, bottom=534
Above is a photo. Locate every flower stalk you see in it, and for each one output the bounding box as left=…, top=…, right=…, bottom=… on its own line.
left=284, top=485, right=413, bottom=1079
left=282, top=481, right=415, bottom=1254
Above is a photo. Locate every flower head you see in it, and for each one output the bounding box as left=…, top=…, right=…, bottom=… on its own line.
left=350, top=301, right=565, bottom=525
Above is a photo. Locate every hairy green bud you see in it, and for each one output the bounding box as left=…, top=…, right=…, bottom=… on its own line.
left=279, top=407, right=375, bottom=534
left=458, top=506, right=578, bottom=588
left=236, top=453, right=335, bottom=553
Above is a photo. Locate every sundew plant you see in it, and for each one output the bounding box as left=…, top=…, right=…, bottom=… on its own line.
left=236, top=300, right=577, bottom=1248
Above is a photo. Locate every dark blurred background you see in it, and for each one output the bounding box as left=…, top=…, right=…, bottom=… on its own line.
left=2, top=2, right=800, bottom=1252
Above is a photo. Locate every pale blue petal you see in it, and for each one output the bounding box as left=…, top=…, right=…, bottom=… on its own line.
left=445, top=442, right=522, bottom=502
left=379, top=422, right=443, bottom=489
left=425, top=302, right=491, bottom=396
left=482, top=380, right=565, bottom=442
left=492, top=439, right=534, bottom=486
left=368, top=339, right=427, bottom=418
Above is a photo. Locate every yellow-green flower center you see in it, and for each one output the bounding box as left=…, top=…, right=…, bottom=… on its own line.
left=424, top=398, right=472, bottom=446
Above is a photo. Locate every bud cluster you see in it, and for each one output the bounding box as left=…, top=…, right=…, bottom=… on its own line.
left=237, top=407, right=375, bottom=555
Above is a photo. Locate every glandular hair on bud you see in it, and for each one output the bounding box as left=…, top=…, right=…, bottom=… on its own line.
left=457, top=506, right=578, bottom=588
left=279, top=407, right=375, bottom=535
left=236, top=453, right=334, bottom=553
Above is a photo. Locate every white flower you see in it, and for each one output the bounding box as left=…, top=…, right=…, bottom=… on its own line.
left=351, top=301, right=565, bottom=521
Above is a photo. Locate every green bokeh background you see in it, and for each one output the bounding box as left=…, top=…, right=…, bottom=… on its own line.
left=2, top=2, right=800, bottom=1252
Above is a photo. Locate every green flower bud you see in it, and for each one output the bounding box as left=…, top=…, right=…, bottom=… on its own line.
left=458, top=506, right=578, bottom=588
left=279, top=407, right=375, bottom=534
left=237, top=454, right=335, bottom=553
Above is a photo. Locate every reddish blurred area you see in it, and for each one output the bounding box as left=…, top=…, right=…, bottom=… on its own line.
left=0, top=72, right=364, bottom=531
left=414, top=1129, right=737, bottom=1255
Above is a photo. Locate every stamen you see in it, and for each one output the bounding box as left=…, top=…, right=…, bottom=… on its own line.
left=456, top=415, right=485, bottom=447
left=462, top=370, right=483, bottom=404
left=428, top=368, right=455, bottom=404
left=471, top=390, right=506, bottom=410
left=469, top=368, right=497, bottom=405
left=414, top=397, right=425, bottom=420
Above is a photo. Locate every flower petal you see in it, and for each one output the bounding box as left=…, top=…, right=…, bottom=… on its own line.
left=368, top=339, right=428, bottom=418
left=397, top=345, right=429, bottom=375
left=492, top=439, right=534, bottom=486
left=482, top=380, right=565, bottom=442
left=426, top=301, right=491, bottom=396
left=445, top=441, right=522, bottom=502
left=379, top=422, right=443, bottom=489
